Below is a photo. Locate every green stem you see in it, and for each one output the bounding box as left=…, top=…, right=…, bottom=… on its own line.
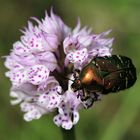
left=61, top=127, right=76, bottom=140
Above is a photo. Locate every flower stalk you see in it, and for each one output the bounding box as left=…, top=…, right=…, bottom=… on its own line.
left=61, top=127, right=76, bottom=140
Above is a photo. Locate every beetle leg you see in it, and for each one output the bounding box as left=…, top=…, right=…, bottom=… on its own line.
left=82, top=92, right=102, bottom=109
left=90, top=92, right=102, bottom=101
left=80, top=89, right=90, bottom=101
left=78, top=89, right=94, bottom=108
left=82, top=97, right=94, bottom=109
left=73, top=69, right=80, bottom=79
left=93, top=92, right=100, bottom=101
left=78, top=90, right=101, bottom=108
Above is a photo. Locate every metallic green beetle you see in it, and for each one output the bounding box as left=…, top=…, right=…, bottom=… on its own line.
left=71, top=55, right=137, bottom=108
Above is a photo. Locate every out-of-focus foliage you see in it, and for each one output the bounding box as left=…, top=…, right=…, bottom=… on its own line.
left=0, top=0, right=140, bottom=140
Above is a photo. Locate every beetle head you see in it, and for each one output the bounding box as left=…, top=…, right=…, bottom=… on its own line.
left=71, top=79, right=82, bottom=92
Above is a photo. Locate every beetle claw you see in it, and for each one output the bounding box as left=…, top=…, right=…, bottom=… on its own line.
left=81, top=92, right=102, bottom=108
left=82, top=97, right=94, bottom=109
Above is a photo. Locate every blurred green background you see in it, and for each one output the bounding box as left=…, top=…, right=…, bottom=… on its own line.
left=0, top=0, right=140, bottom=140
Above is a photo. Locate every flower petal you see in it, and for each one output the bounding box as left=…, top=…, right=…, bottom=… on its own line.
left=72, top=111, right=79, bottom=125
left=27, top=65, right=50, bottom=85
left=23, top=108, right=42, bottom=121
left=10, top=70, right=27, bottom=86
left=36, top=51, right=57, bottom=71
left=38, top=92, right=62, bottom=110
left=66, top=48, right=88, bottom=68
left=13, top=41, right=29, bottom=55
left=63, top=36, right=79, bottom=54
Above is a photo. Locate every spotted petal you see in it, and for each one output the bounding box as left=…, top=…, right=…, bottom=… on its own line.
left=27, top=65, right=49, bottom=85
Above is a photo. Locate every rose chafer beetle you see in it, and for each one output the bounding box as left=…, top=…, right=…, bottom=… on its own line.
left=71, top=55, right=137, bottom=108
